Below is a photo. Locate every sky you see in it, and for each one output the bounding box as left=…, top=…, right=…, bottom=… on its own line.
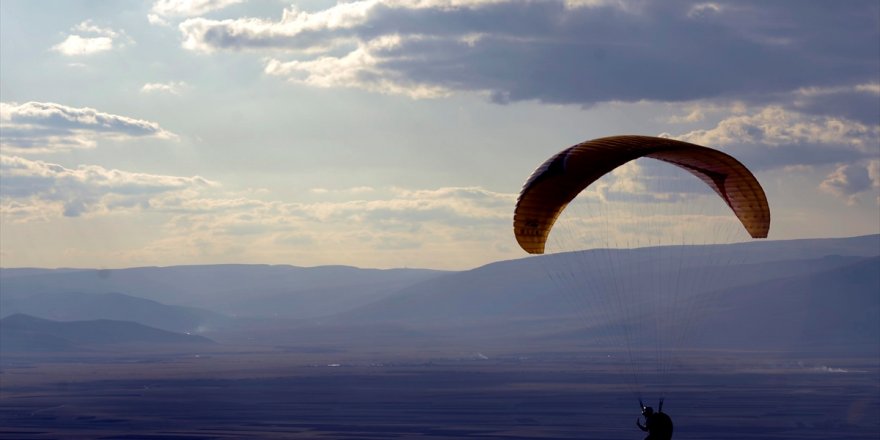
left=1, top=0, right=878, bottom=270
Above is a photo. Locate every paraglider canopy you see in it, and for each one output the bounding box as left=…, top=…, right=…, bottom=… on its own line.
left=513, top=135, right=770, bottom=254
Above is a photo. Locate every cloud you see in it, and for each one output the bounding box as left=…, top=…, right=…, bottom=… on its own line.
left=820, top=160, right=880, bottom=204
left=687, top=2, right=722, bottom=18
left=674, top=106, right=880, bottom=170
left=677, top=106, right=875, bottom=149
left=141, top=81, right=189, bottom=94
left=264, top=36, right=451, bottom=98
left=169, top=185, right=516, bottom=266
left=0, top=101, right=177, bottom=153
left=51, top=20, right=127, bottom=56
left=670, top=104, right=879, bottom=204
left=149, top=0, right=245, bottom=25
left=0, top=155, right=216, bottom=219
left=293, top=186, right=513, bottom=228
left=309, top=186, right=376, bottom=195
left=177, top=1, right=380, bottom=53
left=52, top=35, right=114, bottom=56
left=1, top=171, right=521, bottom=267
left=666, top=106, right=709, bottom=124
left=0, top=157, right=516, bottom=250
left=782, top=82, right=880, bottom=125
left=176, top=0, right=878, bottom=109
left=1, top=153, right=806, bottom=267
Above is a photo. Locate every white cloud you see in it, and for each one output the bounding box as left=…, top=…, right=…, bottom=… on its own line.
left=264, top=36, right=452, bottom=98
left=151, top=0, right=245, bottom=19
left=855, top=83, right=880, bottom=95
left=667, top=107, right=706, bottom=123
left=820, top=160, right=880, bottom=204
left=821, top=164, right=871, bottom=197
left=178, top=1, right=383, bottom=53
left=168, top=185, right=515, bottom=267
left=51, top=20, right=127, bottom=56
left=794, top=83, right=880, bottom=98
left=667, top=104, right=879, bottom=204
left=72, top=20, right=119, bottom=37
left=309, top=186, right=376, bottom=195
left=0, top=101, right=177, bottom=153
left=148, top=13, right=170, bottom=26
left=141, top=81, right=188, bottom=95
left=2, top=167, right=519, bottom=267
left=564, top=0, right=635, bottom=9
left=0, top=155, right=216, bottom=219
left=52, top=35, right=114, bottom=56
left=687, top=3, right=722, bottom=19
left=677, top=106, right=877, bottom=150
left=289, top=186, right=512, bottom=227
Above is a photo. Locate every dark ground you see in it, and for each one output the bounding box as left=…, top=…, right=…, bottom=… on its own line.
left=1, top=349, right=878, bottom=440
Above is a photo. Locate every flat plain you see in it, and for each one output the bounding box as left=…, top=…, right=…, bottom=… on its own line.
left=1, top=348, right=877, bottom=440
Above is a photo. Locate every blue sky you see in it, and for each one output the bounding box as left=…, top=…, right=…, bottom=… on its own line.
left=1, top=0, right=878, bottom=269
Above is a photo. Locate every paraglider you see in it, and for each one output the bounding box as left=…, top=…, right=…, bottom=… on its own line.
left=514, top=135, right=770, bottom=255
left=512, top=135, right=770, bottom=438
left=637, top=398, right=673, bottom=440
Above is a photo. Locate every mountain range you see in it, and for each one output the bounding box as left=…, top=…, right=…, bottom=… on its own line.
left=0, top=314, right=213, bottom=352
left=1, top=235, right=877, bottom=356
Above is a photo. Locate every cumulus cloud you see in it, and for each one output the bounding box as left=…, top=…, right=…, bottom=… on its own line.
left=820, top=160, right=880, bottom=204
left=0, top=101, right=177, bottom=153
left=669, top=104, right=879, bottom=203
left=178, top=1, right=381, bottom=53
left=678, top=106, right=876, bottom=149
left=53, top=35, right=114, bottom=55
left=820, top=164, right=872, bottom=199
left=264, top=36, right=451, bottom=98
left=0, top=155, right=216, bottom=219
left=687, top=2, right=722, bottom=18
left=141, top=81, right=189, bottom=94
left=674, top=106, right=880, bottom=170
left=176, top=0, right=878, bottom=112
left=149, top=0, right=245, bottom=25
left=52, top=20, right=128, bottom=56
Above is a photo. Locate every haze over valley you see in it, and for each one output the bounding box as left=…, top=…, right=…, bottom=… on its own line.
left=1, top=235, right=876, bottom=354
left=2, top=235, right=878, bottom=439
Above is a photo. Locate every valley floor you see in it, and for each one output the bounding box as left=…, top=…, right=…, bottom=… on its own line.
left=1, top=349, right=878, bottom=439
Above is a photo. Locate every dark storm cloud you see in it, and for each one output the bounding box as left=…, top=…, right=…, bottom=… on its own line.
left=375, top=1, right=877, bottom=106
left=791, top=88, right=880, bottom=126
left=181, top=0, right=879, bottom=114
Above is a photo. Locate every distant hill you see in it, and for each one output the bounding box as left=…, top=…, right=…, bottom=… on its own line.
left=334, top=236, right=880, bottom=355
left=694, top=255, right=880, bottom=354
left=0, top=314, right=214, bottom=352
left=343, top=248, right=876, bottom=325
left=1, top=235, right=877, bottom=356
left=0, top=268, right=89, bottom=278
left=0, top=264, right=446, bottom=319
left=0, top=291, right=229, bottom=334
